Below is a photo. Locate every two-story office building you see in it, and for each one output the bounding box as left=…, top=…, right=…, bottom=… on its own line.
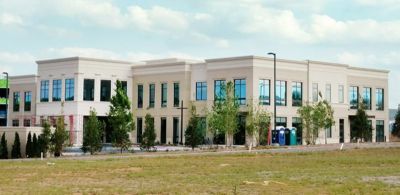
left=7, top=55, right=389, bottom=146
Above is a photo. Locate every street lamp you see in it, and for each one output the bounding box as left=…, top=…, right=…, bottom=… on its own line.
left=2, top=72, right=8, bottom=127
left=267, top=53, right=276, bottom=145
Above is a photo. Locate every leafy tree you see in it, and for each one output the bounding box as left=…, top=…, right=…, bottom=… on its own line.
left=11, top=132, right=21, bottom=159
left=185, top=104, right=203, bottom=150
left=39, top=120, right=52, bottom=157
left=82, top=108, right=103, bottom=154
left=108, top=80, right=135, bottom=153
left=0, top=132, right=8, bottom=159
left=245, top=102, right=271, bottom=147
left=207, top=81, right=239, bottom=146
left=141, top=114, right=156, bottom=151
left=32, top=133, right=40, bottom=157
left=26, top=132, right=32, bottom=158
left=392, top=110, right=400, bottom=137
left=51, top=117, right=68, bottom=157
left=351, top=101, right=373, bottom=142
left=297, top=95, right=335, bottom=145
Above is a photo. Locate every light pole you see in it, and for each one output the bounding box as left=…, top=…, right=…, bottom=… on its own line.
left=2, top=72, right=8, bottom=127
left=267, top=53, right=276, bottom=145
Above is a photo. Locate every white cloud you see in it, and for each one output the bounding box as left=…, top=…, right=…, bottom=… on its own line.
left=0, top=13, right=23, bottom=26
left=355, top=0, right=400, bottom=6
left=47, top=47, right=121, bottom=60
left=0, top=52, right=36, bottom=75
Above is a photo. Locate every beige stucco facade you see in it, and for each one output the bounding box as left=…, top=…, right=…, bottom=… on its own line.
left=2, top=55, right=390, bottom=146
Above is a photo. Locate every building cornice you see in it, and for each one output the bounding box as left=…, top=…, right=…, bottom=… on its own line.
left=36, top=56, right=135, bottom=65
left=348, top=66, right=389, bottom=73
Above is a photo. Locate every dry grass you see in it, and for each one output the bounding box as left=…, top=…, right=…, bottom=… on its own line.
left=0, top=148, right=400, bottom=194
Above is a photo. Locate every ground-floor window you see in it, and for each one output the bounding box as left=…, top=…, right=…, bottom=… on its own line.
left=376, top=120, right=385, bottom=142
left=326, top=126, right=332, bottom=138
left=137, top=118, right=143, bottom=143
left=292, top=117, right=302, bottom=145
left=12, top=119, right=19, bottom=127
left=276, top=117, right=287, bottom=127
left=23, top=119, right=31, bottom=127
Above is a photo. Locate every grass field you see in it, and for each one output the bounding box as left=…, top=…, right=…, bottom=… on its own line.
left=0, top=148, right=400, bottom=194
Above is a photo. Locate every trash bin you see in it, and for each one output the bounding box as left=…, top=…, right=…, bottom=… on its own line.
left=284, top=128, right=291, bottom=145
left=290, top=127, right=297, bottom=145
left=279, top=128, right=286, bottom=146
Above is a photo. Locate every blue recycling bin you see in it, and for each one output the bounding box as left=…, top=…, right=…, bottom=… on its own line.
left=272, top=130, right=279, bottom=144
left=279, top=129, right=286, bottom=146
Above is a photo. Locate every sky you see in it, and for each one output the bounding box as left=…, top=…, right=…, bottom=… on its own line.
left=0, top=0, right=399, bottom=108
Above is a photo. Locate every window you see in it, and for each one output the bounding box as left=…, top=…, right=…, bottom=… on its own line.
left=376, top=88, right=384, bottom=110
left=276, top=117, right=287, bottom=127
left=83, top=79, right=95, bottom=101
left=24, top=91, right=31, bottom=112
left=338, top=85, right=344, bottom=103
left=40, top=80, right=49, bottom=102
left=312, top=83, right=318, bottom=102
left=100, top=80, right=111, bottom=102
left=174, top=83, right=180, bottom=107
left=138, top=84, right=143, bottom=108
left=292, top=82, right=302, bottom=106
left=137, top=118, right=143, bottom=143
left=275, top=80, right=286, bottom=106
left=196, top=82, right=207, bottom=101
left=349, top=86, right=358, bottom=109
left=259, top=79, right=270, bottom=105
left=52, top=79, right=61, bottom=101
left=376, top=120, right=385, bottom=142
left=149, top=84, right=155, bottom=108
left=121, top=81, right=128, bottom=95
left=13, top=92, right=20, bottom=112
left=65, top=79, right=74, bottom=101
left=326, top=126, right=332, bottom=138
left=363, top=87, right=371, bottom=110
left=234, top=79, right=246, bottom=105
left=12, top=119, right=19, bottom=127
left=325, top=84, right=331, bottom=102
left=214, top=80, right=226, bottom=101
left=23, top=119, right=30, bottom=127
left=161, top=83, right=167, bottom=107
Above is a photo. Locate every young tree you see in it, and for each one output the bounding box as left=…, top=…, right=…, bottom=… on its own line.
left=0, top=132, right=8, bottom=159
left=185, top=104, right=203, bottom=150
left=32, top=133, right=39, bottom=157
left=245, top=103, right=271, bottom=147
left=82, top=108, right=103, bottom=155
left=297, top=96, right=335, bottom=145
left=351, top=101, right=373, bottom=142
left=108, top=80, right=135, bottom=153
left=26, top=132, right=32, bottom=158
left=141, top=113, right=156, bottom=151
left=51, top=117, right=68, bottom=157
left=39, top=120, right=52, bottom=157
left=207, top=81, right=239, bottom=146
left=11, top=132, right=21, bottom=159
left=392, top=109, right=400, bottom=137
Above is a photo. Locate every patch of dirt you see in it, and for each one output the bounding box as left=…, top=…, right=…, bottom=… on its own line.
left=363, top=176, right=400, bottom=185
left=219, top=164, right=230, bottom=167
left=107, top=167, right=143, bottom=173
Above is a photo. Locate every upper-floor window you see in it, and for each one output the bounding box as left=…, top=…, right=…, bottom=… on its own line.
left=196, top=82, right=207, bottom=101
left=100, top=80, right=111, bottom=102
left=214, top=80, right=226, bottom=101
left=13, top=92, right=20, bottom=112
left=259, top=79, right=270, bottom=105
left=349, top=86, right=358, bottom=109
left=161, top=83, right=167, bottom=107
left=52, top=79, right=61, bottom=102
left=83, top=79, right=95, bottom=101
left=376, top=88, right=384, bottom=110
left=12, top=119, right=19, bottom=127
left=276, top=80, right=286, bottom=106
left=23, top=119, right=30, bottom=127
left=138, top=84, right=143, bottom=108
left=24, top=91, right=31, bottom=112
left=149, top=84, right=155, bottom=108
left=325, top=84, right=331, bottom=102
left=312, top=83, right=318, bottom=102
left=174, top=83, right=180, bottom=107
left=292, top=82, right=302, bottom=106
left=40, top=80, right=49, bottom=102
left=338, top=85, right=344, bottom=103
left=121, top=81, right=128, bottom=95
left=363, top=87, right=371, bottom=110
left=234, top=79, right=246, bottom=105
left=65, top=79, right=74, bottom=101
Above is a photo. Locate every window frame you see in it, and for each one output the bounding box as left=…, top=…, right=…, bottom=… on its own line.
left=40, top=80, right=49, bottom=102
left=259, top=79, right=270, bottom=105
left=275, top=80, right=287, bottom=106
left=234, top=79, right=246, bottom=105
left=52, top=79, right=62, bottom=102
left=83, top=79, right=95, bottom=101
left=196, top=81, right=207, bottom=101
left=65, top=78, right=74, bottom=101
left=292, top=81, right=302, bottom=107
